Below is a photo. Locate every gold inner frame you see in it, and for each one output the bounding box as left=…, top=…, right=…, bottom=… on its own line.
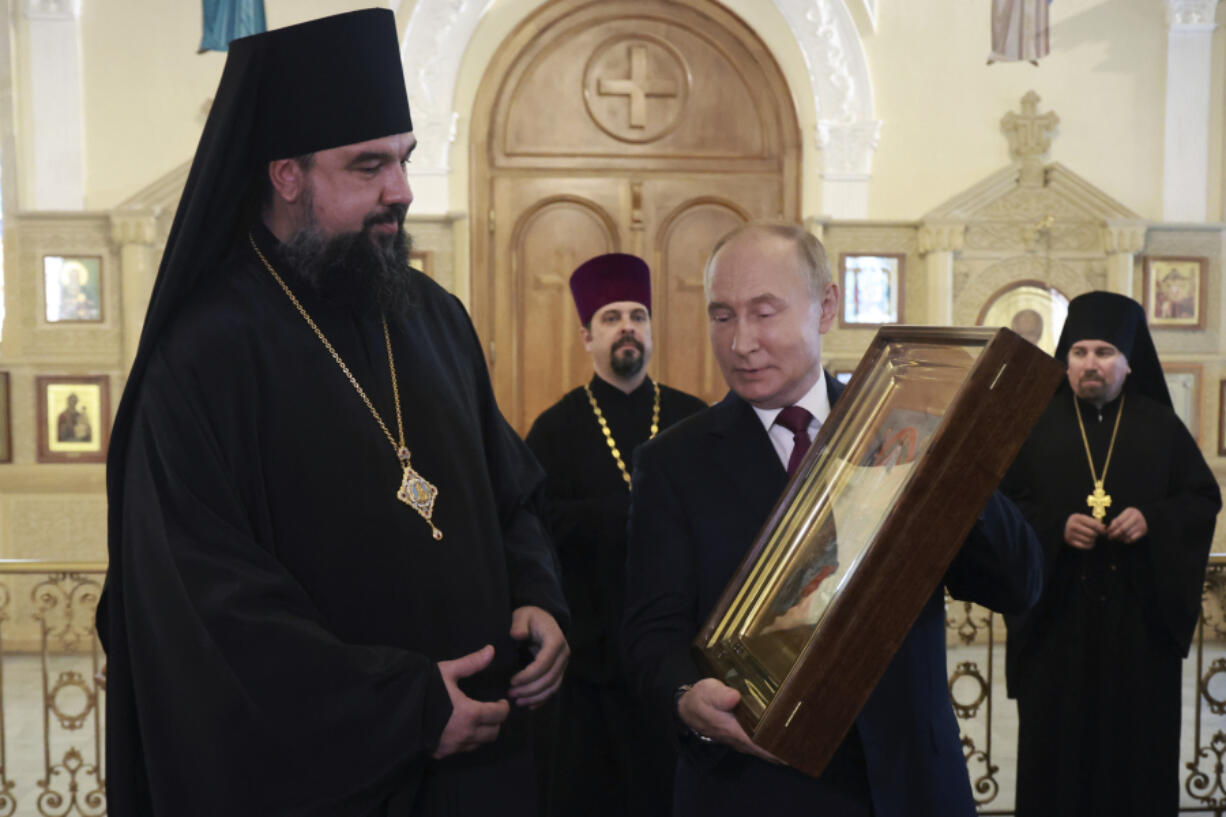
left=701, top=339, right=989, bottom=717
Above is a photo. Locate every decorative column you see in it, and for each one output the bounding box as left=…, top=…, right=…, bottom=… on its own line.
left=110, top=213, right=158, bottom=374
left=1163, top=0, right=1219, bottom=222
left=917, top=222, right=965, bottom=326
left=1101, top=221, right=1147, bottom=298
left=22, top=0, right=85, bottom=210
left=816, top=121, right=881, bottom=219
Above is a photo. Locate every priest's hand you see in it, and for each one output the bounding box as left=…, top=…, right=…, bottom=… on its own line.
left=1106, top=507, right=1148, bottom=544
left=433, top=645, right=511, bottom=759
left=508, top=605, right=568, bottom=709
left=1064, top=513, right=1106, bottom=550
left=678, top=678, right=781, bottom=764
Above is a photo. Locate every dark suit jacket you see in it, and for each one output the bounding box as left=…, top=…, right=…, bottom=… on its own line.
left=623, top=373, right=1042, bottom=817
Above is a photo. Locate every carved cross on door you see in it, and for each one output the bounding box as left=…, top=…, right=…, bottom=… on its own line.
left=597, top=44, right=679, bottom=129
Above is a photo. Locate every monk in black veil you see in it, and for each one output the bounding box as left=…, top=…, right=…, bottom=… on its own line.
left=1002, top=291, right=1220, bottom=816
left=96, top=11, right=568, bottom=816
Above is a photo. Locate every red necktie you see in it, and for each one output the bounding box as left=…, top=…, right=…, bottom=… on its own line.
left=776, top=405, right=814, bottom=476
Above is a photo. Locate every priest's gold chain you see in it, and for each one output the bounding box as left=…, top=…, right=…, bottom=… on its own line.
left=584, top=381, right=660, bottom=490
left=248, top=233, right=443, bottom=540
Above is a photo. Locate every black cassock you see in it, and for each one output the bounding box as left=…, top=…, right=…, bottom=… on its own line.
left=101, top=227, right=568, bottom=817
left=525, top=376, right=705, bottom=816
left=1001, top=387, right=1220, bottom=817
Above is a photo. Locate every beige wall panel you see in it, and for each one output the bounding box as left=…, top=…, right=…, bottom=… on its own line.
left=2, top=216, right=122, bottom=365
left=78, top=0, right=390, bottom=210
left=3, top=494, right=105, bottom=561
left=821, top=223, right=918, bottom=362
left=866, top=0, right=1172, bottom=220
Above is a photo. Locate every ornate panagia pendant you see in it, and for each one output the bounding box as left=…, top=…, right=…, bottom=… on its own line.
left=397, top=447, right=443, bottom=540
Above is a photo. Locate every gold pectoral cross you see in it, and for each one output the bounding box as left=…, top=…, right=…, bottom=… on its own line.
left=1086, top=481, right=1112, bottom=521
left=396, top=447, right=443, bottom=540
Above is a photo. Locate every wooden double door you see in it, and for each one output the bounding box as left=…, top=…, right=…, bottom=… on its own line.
left=470, top=0, right=801, bottom=432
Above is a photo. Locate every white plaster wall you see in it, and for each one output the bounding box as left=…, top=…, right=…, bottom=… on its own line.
left=28, top=0, right=1223, bottom=223
left=866, top=0, right=1191, bottom=221
left=76, top=0, right=389, bottom=210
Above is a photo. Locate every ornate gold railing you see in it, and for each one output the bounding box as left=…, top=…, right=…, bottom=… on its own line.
left=949, top=554, right=1226, bottom=815
left=0, top=561, right=105, bottom=817
left=2, top=555, right=1226, bottom=815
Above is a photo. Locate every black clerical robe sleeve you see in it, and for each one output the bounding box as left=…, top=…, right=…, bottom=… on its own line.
left=119, top=349, right=452, bottom=815
left=944, top=490, right=1044, bottom=615
left=1133, top=419, right=1220, bottom=656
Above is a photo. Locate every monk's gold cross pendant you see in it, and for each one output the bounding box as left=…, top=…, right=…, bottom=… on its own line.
left=1086, top=481, right=1112, bottom=521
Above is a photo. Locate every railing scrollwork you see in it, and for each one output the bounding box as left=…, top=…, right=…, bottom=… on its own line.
left=0, top=555, right=1221, bottom=815
left=0, top=561, right=106, bottom=817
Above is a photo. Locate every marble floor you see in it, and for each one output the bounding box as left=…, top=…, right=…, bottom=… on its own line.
left=0, top=646, right=1224, bottom=815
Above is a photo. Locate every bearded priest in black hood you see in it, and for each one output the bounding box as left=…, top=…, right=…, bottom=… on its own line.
left=1001, top=291, right=1220, bottom=817
left=96, top=10, right=568, bottom=817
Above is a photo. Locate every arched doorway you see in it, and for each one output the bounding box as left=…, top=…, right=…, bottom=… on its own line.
left=470, top=0, right=801, bottom=431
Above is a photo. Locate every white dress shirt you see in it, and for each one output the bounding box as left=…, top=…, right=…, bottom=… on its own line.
left=751, top=375, right=832, bottom=470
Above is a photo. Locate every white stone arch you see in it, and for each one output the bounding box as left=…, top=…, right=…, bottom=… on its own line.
left=398, top=0, right=879, bottom=217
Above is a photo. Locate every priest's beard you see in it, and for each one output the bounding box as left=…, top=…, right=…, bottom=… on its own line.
left=610, top=336, right=646, bottom=378
left=281, top=195, right=415, bottom=316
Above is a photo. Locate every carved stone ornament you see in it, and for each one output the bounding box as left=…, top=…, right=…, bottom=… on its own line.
left=979, top=189, right=1060, bottom=222
left=954, top=255, right=1087, bottom=326
left=817, top=120, right=883, bottom=177
left=1001, top=91, right=1059, bottom=185
left=918, top=223, right=966, bottom=255
left=25, top=0, right=76, bottom=19
left=1165, top=0, right=1220, bottom=27
left=110, top=213, right=158, bottom=246
left=1102, top=222, right=1147, bottom=254
left=774, top=0, right=873, bottom=124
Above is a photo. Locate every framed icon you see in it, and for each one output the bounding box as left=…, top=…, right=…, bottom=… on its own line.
left=36, top=375, right=110, bottom=463
left=976, top=280, right=1069, bottom=356
left=838, top=253, right=903, bottom=327
left=43, top=255, right=103, bottom=323
left=694, top=326, right=1064, bottom=777
left=1163, top=364, right=1201, bottom=443
left=1144, top=256, right=1207, bottom=330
